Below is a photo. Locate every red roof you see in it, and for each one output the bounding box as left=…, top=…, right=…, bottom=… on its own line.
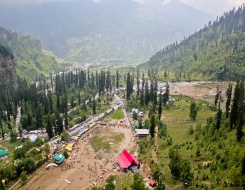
left=117, top=149, right=139, bottom=168
left=149, top=180, right=156, bottom=186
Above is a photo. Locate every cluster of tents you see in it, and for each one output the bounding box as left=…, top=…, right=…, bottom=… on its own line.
left=65, top=122, right=97, bottom=152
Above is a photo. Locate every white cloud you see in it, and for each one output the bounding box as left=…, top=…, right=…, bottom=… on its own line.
left=162, top=0, right=171, bottom=5
left=92, top=0, right=102, bottom=3
left=179, top=0, right=245, bottom=16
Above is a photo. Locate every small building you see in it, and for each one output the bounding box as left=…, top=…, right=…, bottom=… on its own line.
left=135, top=129, right=149, bottom=140
left=0, top=150, right=7, bottom=157
left=117, top=149, right=139, bottom=172
left=138, top=111, right=144, bottom=117
left=65, top=143, right=73, bottom=151
left=53, top=154, right=65, bottom=164
left=149, top=180, right=156, bottom=187
left=29, top=134, right=37, bottom=142
left=131, top=108, right=139, bottom=114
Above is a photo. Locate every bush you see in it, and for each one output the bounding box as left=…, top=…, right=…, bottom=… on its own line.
left=20, top=171, right=27, bottom=184
left=63, top=150, right=69, bottom=158
left=189, top=125, right=194, bottom=134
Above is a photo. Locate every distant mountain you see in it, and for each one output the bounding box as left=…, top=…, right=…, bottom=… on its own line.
left=0, top=27, right=62, bottom=81
left=0, top=0, right=211, bottom=65
left=140, top=6, right=245, bottom=80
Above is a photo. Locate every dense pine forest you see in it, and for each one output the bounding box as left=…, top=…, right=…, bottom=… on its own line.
left=142, top=5, right=245, bottom=80
left=0, top=67, right=121, bottom=187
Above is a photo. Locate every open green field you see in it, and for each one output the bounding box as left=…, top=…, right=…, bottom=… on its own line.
left=90, top=132, right=124, bottom=152
left=112, top=108, right=124, bottom=120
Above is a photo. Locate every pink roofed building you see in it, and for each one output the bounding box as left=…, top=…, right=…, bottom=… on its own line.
left=149, top=179, right=156, bottom=187
left=117, top=149, right=140, bottom=171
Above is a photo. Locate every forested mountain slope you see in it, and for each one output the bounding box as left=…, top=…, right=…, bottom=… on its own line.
left=0, top=43, right=18, bottom=91
left=0, top=0, right=211, bottom=65
left=142, top=6, right=245, bottom=80
left=0, top=27, right=62, bottom=82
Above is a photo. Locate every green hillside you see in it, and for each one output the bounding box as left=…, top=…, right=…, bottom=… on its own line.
left=142, top=6, right=245, bottom=80
left=0, top=27, right=63, bottom=82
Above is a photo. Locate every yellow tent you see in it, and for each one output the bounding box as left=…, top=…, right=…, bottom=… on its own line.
left=65, top=143, right=73, bottom=151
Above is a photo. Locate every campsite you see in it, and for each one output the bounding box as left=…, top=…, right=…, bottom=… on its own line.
left=22, top=118, right=136, bottom=190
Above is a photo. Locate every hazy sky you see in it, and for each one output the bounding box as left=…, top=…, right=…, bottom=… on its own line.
left=135, top=0, right=245, bottom=16
left=179, top=0, right=245, bottom=16
left=0, top=0, right=244, bottom=16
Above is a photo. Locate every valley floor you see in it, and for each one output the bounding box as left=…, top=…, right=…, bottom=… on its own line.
left=20, top=124, right=136, bottom=190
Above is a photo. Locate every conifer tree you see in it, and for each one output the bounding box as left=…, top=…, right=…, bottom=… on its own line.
left=116, top=70, right=119, bottom=89
left=46, top=113, right=53, bottom=139
left=136, top=69, right=140, bottom=95
left=150, top=115, right=156, bottom=138
left=158, top=95, right=163, bottom=120
left=92, top=99, right=96, bottom=115
left=145, top=80, right=150, bottom=105
left=230, top=81, right=240, bottom=129
left=140, top=90, right=144, bottom=107
left=225, top=83, right=232, bottom=118
left=126, top=72, right=131, bottom=100
left=189, top=101, right=198, bottom=120
left=236, top=81, right=244, bottom=141
left=141, top=73, right=145, bottom=90
left=216, top=101, right=222, bottom=130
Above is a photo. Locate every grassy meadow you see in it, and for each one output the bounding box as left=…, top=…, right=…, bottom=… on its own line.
left=138, top=95, right=232, bottom=189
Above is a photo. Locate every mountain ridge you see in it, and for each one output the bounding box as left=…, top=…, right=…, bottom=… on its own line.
left=0, top=27, right=62, bottom=82
left=0, top=0, right=212, bottom=64
left=0, top=43, right=18, bottom=91
left=140, top=5, right=245, bottom=80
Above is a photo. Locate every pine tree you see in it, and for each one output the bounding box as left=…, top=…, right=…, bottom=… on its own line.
left=216, top=101, right=222, bottom=130
left=189, top=101, right=198, bottom=120
left=145, top=80, right=150, bottom=105
left=126, top=72, right=131, bottom=100
left=236, top=81, right=244, bottom=141
left=141, top=72, right=145, bottom=90
left=64, top=110, right=68, bottom=130
left=136, top=69, right=140, bottom=95
left=116, top=70, right=119, bottom=89
left=169, top=148, right=182, bottom=179
left=241, top=156, right=245, bottom=176
left=225, top=83, right=232, bottom=118
left=230, top=81, right=240, bottom=129
left=46, top=113, right=54, bottom=139
left=92, top=99, right=96, bottom=115
left=158, top=95, right=163, bottom=120
left=214, top=92, right=220, bottom=106
left=131, top=173, right=147, bottom=190
left=150, top=115, right=156, bottom=138
left=140, top=90, right=144, bottom=107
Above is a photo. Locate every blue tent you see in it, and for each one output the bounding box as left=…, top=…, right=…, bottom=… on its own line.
left=29, top=134, right=37, bottom=142
left=53, top=154, right=65, bottom=164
